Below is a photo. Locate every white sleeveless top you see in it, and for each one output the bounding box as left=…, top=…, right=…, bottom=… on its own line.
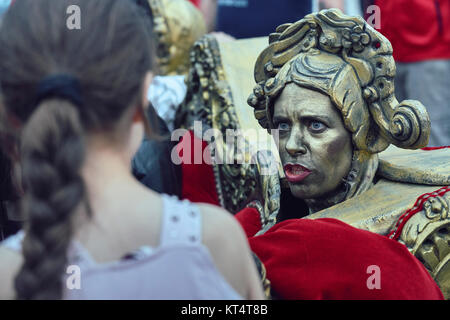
left=2, top=194, right=242, bottom=300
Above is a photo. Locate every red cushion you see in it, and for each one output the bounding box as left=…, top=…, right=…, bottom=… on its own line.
left=236, top=211, right=443, bottom=300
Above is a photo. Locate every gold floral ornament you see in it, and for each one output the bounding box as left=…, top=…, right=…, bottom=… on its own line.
left=341, top=25, right=370, bottom=52
left=148, top=0, right=207, bottom=75
left=248, top=9, right=430, bottom=154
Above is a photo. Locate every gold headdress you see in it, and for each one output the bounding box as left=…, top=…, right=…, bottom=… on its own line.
left=148, top=0, right=206, bottom=75
left=248, top=9, right=430, bottom=154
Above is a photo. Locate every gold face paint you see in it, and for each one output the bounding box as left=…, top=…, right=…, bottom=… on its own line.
left=273, top=84, right=353, bottom=206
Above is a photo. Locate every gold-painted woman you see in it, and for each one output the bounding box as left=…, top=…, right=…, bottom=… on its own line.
left=229, top=9, right=449, bottom=299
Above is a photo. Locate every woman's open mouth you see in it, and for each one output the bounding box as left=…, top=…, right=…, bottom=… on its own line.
left=283, top=163, right=312, bottom=183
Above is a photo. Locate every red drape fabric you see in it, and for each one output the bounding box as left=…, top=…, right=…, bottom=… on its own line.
left=235, top=207, right=262, bottom=238
left=236, top=212, right=444, bottom=300
left=188, top=0, right=201, bottom=9
left=421, top=146, right=450, bottom=151
left=177, top=130, right=220, bottom=206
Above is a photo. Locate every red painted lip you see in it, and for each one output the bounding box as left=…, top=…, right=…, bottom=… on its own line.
left=284, top=163, right=311, bottom=183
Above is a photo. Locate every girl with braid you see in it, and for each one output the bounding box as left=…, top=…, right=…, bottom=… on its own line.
left=0, top=0, right=264, bottom=300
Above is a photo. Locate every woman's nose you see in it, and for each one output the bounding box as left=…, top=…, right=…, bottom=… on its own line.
left=285, top=128, right=307, bottom=156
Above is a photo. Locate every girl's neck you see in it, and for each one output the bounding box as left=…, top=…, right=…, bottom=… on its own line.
left=77, top=141, right=156, bottom=222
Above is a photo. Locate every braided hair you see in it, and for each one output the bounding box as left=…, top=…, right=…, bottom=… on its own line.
left=0, top=0, right=154, bottom=299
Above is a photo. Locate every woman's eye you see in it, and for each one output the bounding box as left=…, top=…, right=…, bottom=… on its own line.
left=309, top=121, right=326, bottom=132
left=277, top=122, right=290, bottom=131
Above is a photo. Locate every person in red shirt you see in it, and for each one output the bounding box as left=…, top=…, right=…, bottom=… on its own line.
left=376, top=0, right=450, bottom=147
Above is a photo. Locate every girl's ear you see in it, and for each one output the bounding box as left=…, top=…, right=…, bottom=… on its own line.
left=132, top=106, right=144, bottom=124
left=135, top=71, right=154, bottom=136
left=141, top=71, right=154, bottom=113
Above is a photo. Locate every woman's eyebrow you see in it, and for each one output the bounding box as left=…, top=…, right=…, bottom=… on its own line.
left=273, top=113, right=334, bottom=124
left=300, top=114, right=333, bottom=123
left=272, top=115, right=290, bottom=122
